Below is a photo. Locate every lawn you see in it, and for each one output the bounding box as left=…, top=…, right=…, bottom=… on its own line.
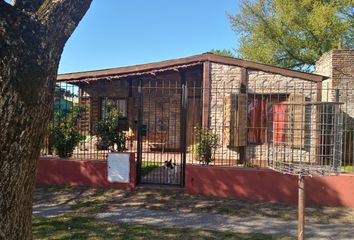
left=342, top=165, right=353, bottom=172
left=140, top=162, right=160, bottom=176
left=33, top=215, right=293, bottom=240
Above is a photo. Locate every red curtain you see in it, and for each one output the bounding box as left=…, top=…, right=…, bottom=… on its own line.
left=248, top=96, right=286, bottom=144
left=272, top=104, right=287, bottom=144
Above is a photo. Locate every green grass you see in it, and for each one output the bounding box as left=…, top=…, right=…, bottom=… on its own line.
left=33, top=215, right=293, bottom=240
left=71, top=199, right=109, bottom=214
left=342, top=165, right=353, bottom=172
left=141, top=162, right=160, bottom=176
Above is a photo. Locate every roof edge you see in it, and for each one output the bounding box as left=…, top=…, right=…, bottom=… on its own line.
left=204, top=53, right=326, bottom=82
left=57, top=53, right=327, bottom=82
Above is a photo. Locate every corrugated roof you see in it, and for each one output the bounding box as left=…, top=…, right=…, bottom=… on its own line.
left=57, top=53, right=327, bottom=83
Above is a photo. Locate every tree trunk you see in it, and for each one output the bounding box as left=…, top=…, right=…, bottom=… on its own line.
left=0, top=1, right=92, bottom=239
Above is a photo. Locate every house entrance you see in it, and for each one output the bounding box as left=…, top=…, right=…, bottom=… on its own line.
left=136, top=81, right=188, bottom=186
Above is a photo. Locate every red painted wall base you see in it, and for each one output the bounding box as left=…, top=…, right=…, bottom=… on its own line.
left=185, top=165, right=354, bottom=208
left=36, top=154, right=136, bottom=189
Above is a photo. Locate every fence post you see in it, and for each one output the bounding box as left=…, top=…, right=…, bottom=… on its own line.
left=180, top=79, right=188, bottom=187
left=298, top=175, right=305, bottom=240
left=136, top=79, right=143, bottom=185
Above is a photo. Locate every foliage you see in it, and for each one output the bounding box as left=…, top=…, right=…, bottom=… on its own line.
left=53, top=85, right=77, bottom=115
left=94, top=99, right=126, bottom=151
left=190, top=127, right=219, bottom=165
left=342, top=165, right=353, bottom=172
left=210, top=49, right=236, bottom=58
left=50, top=106, right=85, bottom=158
left=228, top=0, right=353, bottom=71
left=141, top=162, right=160, bottom=176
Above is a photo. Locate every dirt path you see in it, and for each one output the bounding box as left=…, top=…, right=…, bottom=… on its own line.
left=33, top=185, right=354, bottom=239
left=32, top=203, right=354, bottom=240
left=95, top=206, right=354, bottom=240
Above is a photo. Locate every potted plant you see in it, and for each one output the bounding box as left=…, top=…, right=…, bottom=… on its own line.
left=49, top=106, right=85, bottom=158
left=189, top=126, right=219, bottom=165
left=94, top=100, right=126, bottom=152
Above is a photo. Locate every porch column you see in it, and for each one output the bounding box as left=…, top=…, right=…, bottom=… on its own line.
left=202, top=61, right=211, bottom=128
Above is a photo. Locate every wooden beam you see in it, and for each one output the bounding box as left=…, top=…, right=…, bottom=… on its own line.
left=240, top=67, right=248, bottom=93
left=316, top=82, right=322, bottom=101
left=202, top=61, right=210, bottom=128
left=315, top=81, right=322, bottom=163
left=239, top=68, right=248, bottom=163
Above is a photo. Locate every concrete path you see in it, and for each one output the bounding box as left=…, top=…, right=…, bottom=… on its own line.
left=33, top=203, right=72, bottom=218
left=33, top=204, right=354, bottom=240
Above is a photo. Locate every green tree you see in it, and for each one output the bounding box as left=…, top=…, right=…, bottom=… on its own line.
left=50, top=106, right=85, bottom=158
left=0, top=1, right=92, bottom=239
left=229, top=0, right=353, bottom=71
left=210, top=49, right=236, bottom=58
left=95, top=100, right=126, bottom=152
left=190, top=127, right=219, bottom=165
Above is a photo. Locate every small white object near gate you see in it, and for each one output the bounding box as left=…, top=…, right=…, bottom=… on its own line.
left=107, top=153, right=130, bottom=183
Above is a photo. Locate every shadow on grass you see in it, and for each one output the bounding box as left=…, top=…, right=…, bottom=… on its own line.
left=34, top=185, right=354, bottom=224
left=32, top=214, right=292, bottom=240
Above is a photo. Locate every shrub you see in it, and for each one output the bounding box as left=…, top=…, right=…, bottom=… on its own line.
left=50, top=106, right=85, bottom=158
left=190, top=127, right=219, bottom=165
left=94, top=100, right=126, bottom=152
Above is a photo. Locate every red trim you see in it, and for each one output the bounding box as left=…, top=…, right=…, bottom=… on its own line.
left=36, top=154, right=136, bottom=189
left=185, top=165, right=354, bottom=208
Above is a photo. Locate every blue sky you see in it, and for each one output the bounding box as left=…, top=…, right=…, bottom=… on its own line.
left=58, top=0, right=239, bottom=74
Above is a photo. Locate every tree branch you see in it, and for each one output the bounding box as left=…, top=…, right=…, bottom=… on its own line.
left=0, top=1, right=30, bottom=36
left=0, top=0, right=15, bottom=16
left=243, top=2, right=310, bottom=66
left=36, top=0, right=92, bottom=45
left=12, top=0, right=44, bottom=12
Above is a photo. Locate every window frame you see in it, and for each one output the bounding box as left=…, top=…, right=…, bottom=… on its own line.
left=100, top=97, right=128, bottom=120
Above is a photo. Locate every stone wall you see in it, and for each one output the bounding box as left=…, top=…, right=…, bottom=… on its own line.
left=209, top=63, right=242, bottom=162
left=248, top=70, right=318, bottom=98
left=209, top=62, right=319, bottom=166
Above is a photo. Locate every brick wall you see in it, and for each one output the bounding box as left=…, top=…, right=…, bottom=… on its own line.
left=185, top=165, right=354, bottom=207
left=80, top=76, right=183, bottom=149
left=37, top=153, right=136, bottom=189
left=316, top=49, right=354, bottom=118
left=142, top=78, right=182, bottom=149
left=316, top=49, right=354, bottom=166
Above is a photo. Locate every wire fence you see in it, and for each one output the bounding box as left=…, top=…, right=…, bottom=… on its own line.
left=41, top=80, right=354, bottom=173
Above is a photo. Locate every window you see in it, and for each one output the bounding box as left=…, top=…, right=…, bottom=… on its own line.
left=272, top=94, right=307, bottom=148
left=101, top=98, right=127, bottom=119
left=248, top=95, right=287, bottom=144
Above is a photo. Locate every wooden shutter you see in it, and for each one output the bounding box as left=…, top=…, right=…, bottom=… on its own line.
left=223, top=93, right=247, bottom=147
left=223, top=94, right=232, bottom=146
left=286, top=94, right=306, bottom=148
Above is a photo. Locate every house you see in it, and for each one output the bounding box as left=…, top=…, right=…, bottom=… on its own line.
left=315, top=49, right=354, bottom=169
left=57, top=52, right=344, bottom=168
